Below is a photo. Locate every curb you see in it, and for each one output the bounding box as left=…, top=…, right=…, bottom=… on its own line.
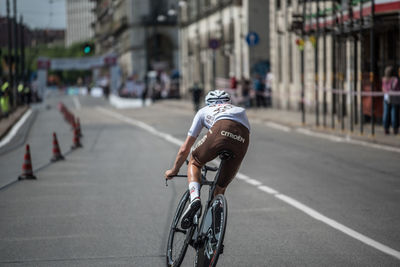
left=0, top=106, right=29, bottom=141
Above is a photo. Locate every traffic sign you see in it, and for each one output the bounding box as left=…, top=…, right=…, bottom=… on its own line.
left=246, top=32, right=260, bottom=46
left=209, top=39, right=220, bottom=50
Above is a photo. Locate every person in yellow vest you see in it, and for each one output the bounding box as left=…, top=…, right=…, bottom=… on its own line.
left=1, top=81, right=10, bottom=117
left=24, top=84, right=31, bottom=104
left=18, top=82, right=24, bottom=104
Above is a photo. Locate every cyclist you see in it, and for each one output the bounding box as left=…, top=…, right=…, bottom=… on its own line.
left=165, top=90, right=250, bottom=229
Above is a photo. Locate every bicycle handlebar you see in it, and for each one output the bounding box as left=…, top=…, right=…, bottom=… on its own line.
left=165, top=164, right=218, bottom=187
left=165, top=174, right=187, bottom=187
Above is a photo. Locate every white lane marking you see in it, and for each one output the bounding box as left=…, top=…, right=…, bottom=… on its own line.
left=265, top=122, right=291, bottom=132
left=98, top=107, right=400, bottom=260
left=296, top=128, right=343, bottom=142
left=296, top=128, right=400, bottom=154
left=345, top=138, right=400, bottom=154
left=0, top=109, right=32, bottom=148
left=253, top=118, right=400, bottom=154
left=73, top=96, right=81, bottom=110
left=236, top=173, right=250, bottom=181
left=258, top=185, right=279, bottom=195
left=275, top=194, right=400, bottom=260
left=97, top=107, right=183, bottom=147
left=244, top=178, right=263, bottom=186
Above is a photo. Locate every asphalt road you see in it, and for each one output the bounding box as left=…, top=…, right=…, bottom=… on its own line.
left=0, top=92, right=399, bottom=266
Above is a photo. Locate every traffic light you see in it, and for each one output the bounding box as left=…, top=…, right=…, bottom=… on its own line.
left=83, top=43, right=94, bottom=55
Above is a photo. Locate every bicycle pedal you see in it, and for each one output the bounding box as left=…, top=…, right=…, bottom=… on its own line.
left=219, top=244, right=224, bottom=254
left=192, top=239, right=202, bottom=249
left=193, top=235, right=205, bottom=249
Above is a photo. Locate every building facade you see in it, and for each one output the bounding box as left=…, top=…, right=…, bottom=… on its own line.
left=66, top=0, right=95, bottom=47
left=271, top=0, right=400, bottom=130
left=179, top=0, right=270, bottom=97
left=91, top=0, right=179, bottom=82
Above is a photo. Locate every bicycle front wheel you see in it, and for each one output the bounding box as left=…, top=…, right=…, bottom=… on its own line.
left=166, top=190, right=195, bottom=267
left=195, top=194, right=227, bottom=267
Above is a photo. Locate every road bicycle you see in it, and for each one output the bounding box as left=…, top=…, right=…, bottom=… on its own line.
left=166, top=150, right=233, bottom=267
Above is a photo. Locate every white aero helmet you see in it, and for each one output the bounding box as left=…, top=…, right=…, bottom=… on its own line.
left=205, top=90, right=231, bottom=105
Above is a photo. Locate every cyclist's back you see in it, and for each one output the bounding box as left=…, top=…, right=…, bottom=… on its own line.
left=165, top=89, right=250, bottom=229
left=188, top=103, right=250, bottom=138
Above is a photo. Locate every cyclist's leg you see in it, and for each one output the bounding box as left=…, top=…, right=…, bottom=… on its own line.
left=215, top=121, right=250, bottom=195
left=214, top=184, right=226, bottom=196
left=214, top=163, right=240, bottom=197
left=181, top=156, right=203, bottom=229
left=188, top=157, right=201, bottom=184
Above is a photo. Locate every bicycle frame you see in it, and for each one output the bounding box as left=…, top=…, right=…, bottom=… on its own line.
left=166, top=150, right=233, bottom=267
left=191, top=151, right=232, bottom=249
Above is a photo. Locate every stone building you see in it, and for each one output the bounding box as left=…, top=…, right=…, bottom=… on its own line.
left=66, top=0, right=95, bottom=47
left=179, top=0, right=270, bottom=97
left=91, top=0, right=179, bottom=81
left=271, top=0, right=400, bottom=130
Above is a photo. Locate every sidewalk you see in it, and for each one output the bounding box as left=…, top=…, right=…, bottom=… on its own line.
left=156, top=99, right=400, bottom=149
left=0, top=106, right=29, bottom=140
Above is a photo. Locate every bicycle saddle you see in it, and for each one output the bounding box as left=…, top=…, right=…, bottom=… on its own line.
left=218, top=150, right=234, bottom=160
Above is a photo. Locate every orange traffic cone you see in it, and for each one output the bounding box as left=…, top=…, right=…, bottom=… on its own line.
left=18, top=144, right=37, bottom=180
left=76, top=118, right=82, bottom=137
left=51, top=132, right=64, bottom=162
left=71, top=128, right=82, bottom=149
left=67, top=112, right=75, bottom=127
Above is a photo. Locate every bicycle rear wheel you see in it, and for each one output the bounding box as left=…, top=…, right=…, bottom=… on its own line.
left=195, top=194, right=227, bottom=267
left=166, top=190, right=195, bottom=267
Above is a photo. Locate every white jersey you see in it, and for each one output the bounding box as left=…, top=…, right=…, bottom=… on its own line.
left=188, top=104, right=250, bottom=137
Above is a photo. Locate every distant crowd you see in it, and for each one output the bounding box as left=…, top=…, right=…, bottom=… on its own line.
left=190, top=72, right=274, bottom=112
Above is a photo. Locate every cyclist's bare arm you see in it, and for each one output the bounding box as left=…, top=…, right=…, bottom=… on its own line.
left=165, top=135, right=196, bottom=179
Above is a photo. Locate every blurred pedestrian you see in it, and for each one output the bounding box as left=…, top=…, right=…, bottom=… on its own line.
left=190, top=82, right=203, bottom=112
left=100, top=75, right=110, bottom=99
left=253, top=75, right=266, bottom=108
left=18, top=82, right=24, bottom=105
left=161, top=71, right=171, bottom=99
left=24, top=84, right=31, bottom=104
left=0, top=81, right=10, bottom=117
left=382, top=65, right=399, bottom=135
left=230, top=74, right=237, bottom=90
left=265, top=71, right=274, bottom=107
left=241, top=77, right=251, bottom=108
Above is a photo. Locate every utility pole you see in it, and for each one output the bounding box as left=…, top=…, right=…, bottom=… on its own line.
left=360, top=0, right=364, bottom=134
left=322, top=0, right=327, bottom=128
left=6, top=0, right=13, bottom=106
left=315, top=0, right=320, bottom=127
left=20, top=15, right=25, bottom=85
left=301, top=0, right=306, bottom=125
left=350, top=3, right=355, bottom=132
left=13, top=0, right=18, bottom=108
left=331, top=2, right=337, bottom=129
left=370, top=0, right=375, bottom=136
